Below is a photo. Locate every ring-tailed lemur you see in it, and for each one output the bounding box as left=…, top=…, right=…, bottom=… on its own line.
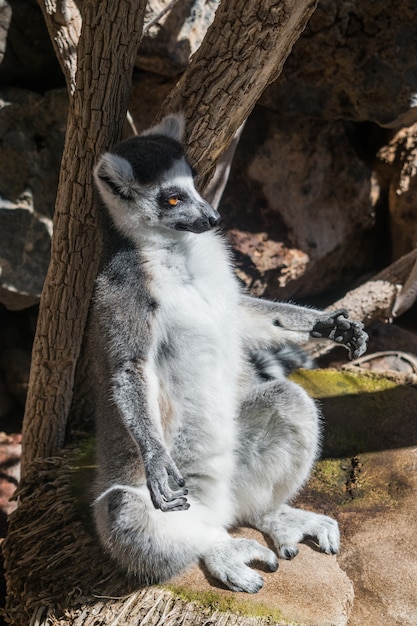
left=89, top=114, right=367, bottom=593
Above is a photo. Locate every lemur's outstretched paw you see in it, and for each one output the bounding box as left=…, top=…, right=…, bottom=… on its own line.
left=310, top=308, right=368, bottom=359
left=146, top=452, right=189, bottom=512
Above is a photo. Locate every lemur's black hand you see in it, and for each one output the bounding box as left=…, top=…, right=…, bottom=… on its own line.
left=146, top=451, right=189, bottom=512
left=310, top=308, right=368, bottom=359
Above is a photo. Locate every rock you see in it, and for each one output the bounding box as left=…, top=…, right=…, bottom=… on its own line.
left=291, top=369, right=417, bottom=459
left=0, top=372, right=14, bottom=418
left=0, top=348, right=31, bottom=406
left=366, top=320, right=417, bottom=356
left=337, top=472, right=417, bottom=626
left=376, top=123, right=417, bottom=260
left=3, top=0, right=415, bottom=133
left=0, top=305, right=35, bottom=427
left=0, top=87, right=67, bottom=309
left=127, top=70, right=177, bottom=133
left=293, top=368, right=417, bottom=626
left=171, top=528, right=354, bottom=626
left=220, top=107, right=376, bottom=298
left=136, top=0, right=219, bottom=76
left=0, top=2, right=415, bottom=308
left=0, top=1, right=12, bottom=67
left=262, top=0, right=417, bottom=128
left=0, top=204, right=52, bottom=310
left=0, top=432, right=20, bottom=483
left=0, top=432, right=21, bottom=526
left=4, top=439, right=354, bottom=626
left=0, top=0, right=63, bottom=91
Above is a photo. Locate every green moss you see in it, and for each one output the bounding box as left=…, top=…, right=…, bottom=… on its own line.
left=306, top=458, right=349, bottom=508
left=303, top=450, right=411, bottom=514
left=290, top=368, right=398, bottom=399
left=164, top=585, right=296, bottom=624
left=314, top=458, right=345, bottom=486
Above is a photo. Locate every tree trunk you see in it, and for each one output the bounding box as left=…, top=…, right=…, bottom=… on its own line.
left=161, top=0, right=318, bottom=190
left=21, top=0, right=147, bottom=476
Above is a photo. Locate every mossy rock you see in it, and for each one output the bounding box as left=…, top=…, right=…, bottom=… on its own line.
left=291, top=368, right=417, bottom=514
left=291, top=368, right=417, bottom=457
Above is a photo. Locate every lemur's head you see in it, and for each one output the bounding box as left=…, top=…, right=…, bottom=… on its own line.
left=94, top=114, right=220, bottom=237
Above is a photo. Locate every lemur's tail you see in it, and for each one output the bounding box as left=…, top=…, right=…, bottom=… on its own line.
left=94, top=484, right=197, bottom=585
left=250, top=346, right=314, bottom=381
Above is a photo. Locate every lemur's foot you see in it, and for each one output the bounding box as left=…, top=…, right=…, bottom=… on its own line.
left=311, top=308, right=368, bottom=359
left=269, top=506, right=340, bottom=560
left=204, top=538, right=278, bottom=593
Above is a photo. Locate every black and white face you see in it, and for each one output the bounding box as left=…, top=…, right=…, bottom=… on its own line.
left=155, top=159, right=220, bottom=234
left=94, top=132, right=220, bottom=238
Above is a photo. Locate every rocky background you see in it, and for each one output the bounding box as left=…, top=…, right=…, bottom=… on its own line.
left=1, top=1, right=417, bottom=623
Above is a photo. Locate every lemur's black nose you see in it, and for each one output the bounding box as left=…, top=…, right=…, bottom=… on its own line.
left=203, top=201, right=220, bottom=228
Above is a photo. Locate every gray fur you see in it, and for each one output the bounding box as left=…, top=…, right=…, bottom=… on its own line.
left=89, top=114, right=368, bottom=592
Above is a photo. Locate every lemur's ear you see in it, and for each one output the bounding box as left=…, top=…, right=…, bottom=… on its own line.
left=94, top=153, right=135, bottom=200
left=141, top=113, right=185, bottom=142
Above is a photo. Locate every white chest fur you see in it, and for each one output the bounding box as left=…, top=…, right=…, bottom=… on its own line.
left=143, top=230, right=241, bottom=363
left=141, top=231, right=242, bottom=493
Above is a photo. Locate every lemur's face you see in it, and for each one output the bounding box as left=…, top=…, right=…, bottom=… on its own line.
left=153, top=156, right=220, bottom=234
left=94, top=130, right=220, bottom=237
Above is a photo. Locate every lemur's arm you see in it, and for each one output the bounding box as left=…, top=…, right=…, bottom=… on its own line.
left=110, top=361, right=189, bottom=512
left=239, top=296, right=367, bottom=359
left=94, top=257, right=189, bottom=512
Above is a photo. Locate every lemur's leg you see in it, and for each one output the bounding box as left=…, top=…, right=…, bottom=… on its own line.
left=234, top=374, right=340, bottom=560
left=94, top=476, right=278, bottom=593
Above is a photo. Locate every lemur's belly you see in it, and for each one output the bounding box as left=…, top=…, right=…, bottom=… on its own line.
left=154, top=281, right=241, bottom=481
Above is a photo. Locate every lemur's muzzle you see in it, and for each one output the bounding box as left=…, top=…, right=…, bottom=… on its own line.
left=175, top=202, right=221, bottom=234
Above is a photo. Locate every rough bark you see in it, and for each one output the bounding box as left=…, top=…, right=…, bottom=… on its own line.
left=306, top=248, right=417, bottom=359
left=21, top=0, right=147, bottom=476
left=36, top=0, right=81, bottom=94
left=160, top=0, right=318, bottom=190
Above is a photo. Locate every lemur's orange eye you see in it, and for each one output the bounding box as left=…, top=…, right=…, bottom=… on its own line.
left=168, top=197, right=179, bottom=206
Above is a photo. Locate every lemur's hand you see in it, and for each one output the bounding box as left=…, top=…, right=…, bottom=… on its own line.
left=310, top=308, right=368, bottom=359
left=146, top=451, right=189, bottom=512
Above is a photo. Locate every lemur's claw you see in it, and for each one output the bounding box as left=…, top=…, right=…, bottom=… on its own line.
left=311, top=309, right=368, bottom=359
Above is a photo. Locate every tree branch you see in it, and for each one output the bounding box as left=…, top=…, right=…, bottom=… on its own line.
left=37, top=0, right=82, bottom=94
